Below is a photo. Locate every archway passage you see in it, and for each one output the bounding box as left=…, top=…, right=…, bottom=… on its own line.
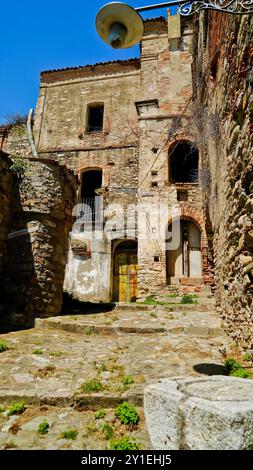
left=167, top=220, right=202, bottom=282
left=169, top=141, right=199, bottom=183
left=113, top=240, right=138, bottom=303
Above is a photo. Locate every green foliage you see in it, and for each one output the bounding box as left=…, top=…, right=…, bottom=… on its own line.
left=95, top=409, right=106, bottom=420
left=4, top=440, right=17, bottom=449
left=10, top=158, right=27, bottom=179
left=60, top=428, right=78, bottom=440
left=32, top=349, right=44, bottom=355
left=122, top=375, right=134, bottom=387
left=225, top=357, right=251, bottom=379
left=230, top=369, right=251, bottom=379
left=102, top=422, right=114, bottom=440
left=243, top=352, right=253, bottom=362
left=115, top=402, right=140, bottom=426
left=84, top=326, right=95, bottom=336
left=0, top=405, right=7, bottom=413
left=180, top=294, right=198, bottom=304
left=0, top=340, right=9, bottom=353
left=38, top=420, right=50, bottom=435
left=110, top=436, right=140, bottom=450
left=81, top=380, right=104, bottom=394
left=7, top=401, right=26, bottom=416
left=143, top=296, right=158, bottom=305
left=225, top=357, right=243, bottom=373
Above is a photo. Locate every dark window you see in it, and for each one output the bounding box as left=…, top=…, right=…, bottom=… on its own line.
left=177, top=190, right=188, bottom=202
left=87, top=105, right=104, bottom=133
left=169, top=141, right=199, bottom=184
left=78, top=170, right=103, bottom=223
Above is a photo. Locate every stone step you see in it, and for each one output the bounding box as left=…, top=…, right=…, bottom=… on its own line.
left=35, top=318, right=224, bottom=338
left=115, top=303, right=154, bottom=312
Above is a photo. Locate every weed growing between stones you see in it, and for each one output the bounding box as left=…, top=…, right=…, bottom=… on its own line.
left=122, top=375, right=134, bottom=388
left=0, top=406, right=7, bottom=413
left=95, top=409, right=106, bottom=420
left=102, top=422, right=114, bottom=440
left=32, top=349, right=44, bottom=355
left=37, top=420, right=50, bottom=435
left=0, top=340, right=9, bottom=353
left=84, top=327, right=95, bottom=336
left=224, top=357, right=252, bottom=379
left=4, top=440, right=17, bottom=450
left=60, top=428, right=78, bottom=440
left=180, top=294, right=198, bottom=304
left=110, top=436, right=140, bottom=450
left=81, top=380, right=104, bottom=393
left=115, top=402, right=140, bottom=426
left=7, top=401, right=26, bottom=416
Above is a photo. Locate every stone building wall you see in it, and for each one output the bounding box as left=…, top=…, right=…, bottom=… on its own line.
left=137, top=14, right=209, bottom=297
left=194, top=12, right=253, bottom=347
left=2, top=158, right=77, bottom=327
left=0, top=152, right=13, bottom=277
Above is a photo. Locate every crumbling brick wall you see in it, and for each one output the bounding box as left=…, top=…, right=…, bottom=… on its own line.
left=194, top=12, right=253, bottom=347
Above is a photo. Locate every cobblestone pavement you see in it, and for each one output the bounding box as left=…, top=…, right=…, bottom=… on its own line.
left=0, top=302, right=232, bottom=450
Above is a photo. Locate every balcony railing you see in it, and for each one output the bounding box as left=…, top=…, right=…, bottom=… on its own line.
left=75, top=197, right=103, bottom=223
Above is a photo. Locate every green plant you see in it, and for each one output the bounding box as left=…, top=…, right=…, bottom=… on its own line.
left=243, top=352, right=253, bottom=362
left=60, top=428, right=78, bottom=440
left=110, top=436, right=140, bottom=450
left=230, top=369, right=251, bottom=379
left=32, top=349, right=44, bottom=355
left=95, top=409, right=106, bottom=420
left=38, top=420, right=50, bottom=435
left=150, top=312, right=158, bottom=318
left=10, top=158, right=27, bottom=179
left=143, top=296, right=158, bottom=305
left=102, top=422, right=114, bottom=440
left=81, top=380, right=104, bottom=394
left=4, top=440, right=17, bottom=450
left=122, top=375, right=134, bottom=387
left=180, top=295, right=198, bottom=304
left=0, top=340, right=9, bottom=353
left=7, top=401, right=26, bottom=416
left=225, top=357, right=243, bottom=373
left=115, top=402, right=140, bottom=426
left=84, top=326, right=95, bottom=336
left=0, top=405, right=7, bottom=413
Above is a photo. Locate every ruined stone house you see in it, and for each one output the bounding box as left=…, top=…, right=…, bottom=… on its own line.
left=0, top=11, right=252, bottom=348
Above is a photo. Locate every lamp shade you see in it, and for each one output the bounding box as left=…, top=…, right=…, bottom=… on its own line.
left=96, top=2, right=144, bottom=49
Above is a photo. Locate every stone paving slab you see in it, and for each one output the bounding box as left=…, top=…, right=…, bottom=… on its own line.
left=0, top=405, right=150, bottom=450
left=0, top=324, right=230, bottom=407
left=36, top=305, right=223, bottom=338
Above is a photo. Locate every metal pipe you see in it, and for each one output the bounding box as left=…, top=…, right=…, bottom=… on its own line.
left=135, top=0, right=191, bottom=12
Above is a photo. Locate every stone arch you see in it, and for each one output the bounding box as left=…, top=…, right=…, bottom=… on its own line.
left=166, top=206, right=209, bottom=284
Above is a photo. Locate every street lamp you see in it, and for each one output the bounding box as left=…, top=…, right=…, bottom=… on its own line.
left=96, top=1, right=253, bottom=49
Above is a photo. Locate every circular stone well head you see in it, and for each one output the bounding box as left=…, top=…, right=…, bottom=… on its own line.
left=178, top=376, right=253, bottom=402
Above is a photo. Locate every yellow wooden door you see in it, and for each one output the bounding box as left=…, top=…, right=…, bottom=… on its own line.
left=114, top=251, right=138, bottom=302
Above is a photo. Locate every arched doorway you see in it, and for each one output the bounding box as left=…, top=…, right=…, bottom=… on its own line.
left=167, top=219, right=202, bottom=282
left=113, top=240, right=138, bottom=303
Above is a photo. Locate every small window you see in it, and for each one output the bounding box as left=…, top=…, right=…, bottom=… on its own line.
left=177, top=190, right=188, bottom=202
left=86, top=104, right=104, bottom=133
left=154, top=256, right=160, bottom=262
left=151, top=182, right=158, bottom=188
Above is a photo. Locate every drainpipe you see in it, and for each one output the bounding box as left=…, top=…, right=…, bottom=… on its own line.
left=27, top=108, right=38, bottom=158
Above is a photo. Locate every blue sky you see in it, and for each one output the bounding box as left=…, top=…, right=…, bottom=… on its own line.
left=0, top=1, right=175, bottom=122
